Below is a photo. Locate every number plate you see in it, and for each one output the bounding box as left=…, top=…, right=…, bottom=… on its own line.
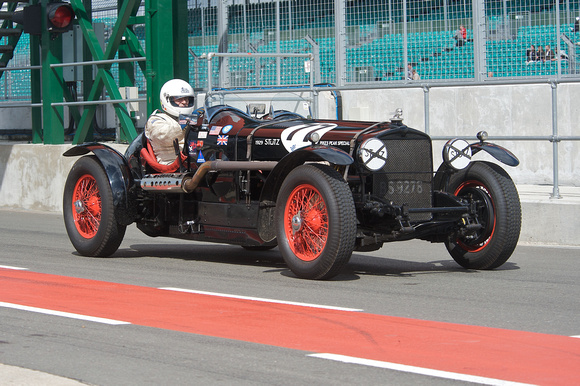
left=386, top=180, right=424, bottom=195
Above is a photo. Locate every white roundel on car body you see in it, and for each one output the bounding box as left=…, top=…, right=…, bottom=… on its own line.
left=443, top=138, right=472, bottom=170
left=359, top=138, right=388, bottom=171
left=281, top=123, right=337, bottom=153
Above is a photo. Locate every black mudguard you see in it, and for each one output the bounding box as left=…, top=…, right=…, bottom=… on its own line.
left=470, top=142, right=519, bottom=167
left=259, top=145, right=353, bottom=204
left=63, top=143, right=136, bottom=225
left=256, top=145, right=353, bottom=242
left=434, top=141, right=519, bottom=191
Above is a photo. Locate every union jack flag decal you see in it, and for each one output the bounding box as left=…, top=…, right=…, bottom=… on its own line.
left=217, top=135, right=228, bottom=145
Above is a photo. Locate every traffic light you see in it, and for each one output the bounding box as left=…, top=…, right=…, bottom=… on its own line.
left=12, top=1, right=75, bottom=35
left=46, top=1, right=75, bottom=32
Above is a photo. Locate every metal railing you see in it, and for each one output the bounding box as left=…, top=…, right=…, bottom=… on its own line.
left=0, top=65, right=42, bottom=108
left=210, top=76, right=579, bottom=199
left=204, top=52, right=315, bottom=89
left=203, top=51, right=319, bottom=116
left=0, top=58, right=147, bottom=109
left=48, top=57, right=147, bottom=108
left=420, top=78, right=579, bottom=199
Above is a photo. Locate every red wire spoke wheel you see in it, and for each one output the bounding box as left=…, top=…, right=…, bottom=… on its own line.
left=444, top=162, right=521, bottom=270
left=72, top=174, right=102, bottom=239
left=284, top=183, right=329, bottom=262
left=276, top=164, right=356, bottom=280
left=63, top=156, right=126, bottom=257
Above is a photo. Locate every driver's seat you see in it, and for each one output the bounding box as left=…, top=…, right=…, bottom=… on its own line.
left=140, top=139, right=186, bottom=173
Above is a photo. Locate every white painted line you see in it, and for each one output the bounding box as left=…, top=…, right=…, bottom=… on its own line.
left=308, top=353, right=535, bottom=386
left=159, top=287, right=363, bottom=312
left=0, top=265, right=28, bottom=270
left=0, top=302, right=130, bottom=325
left=571, top=335, right=580, bottom=338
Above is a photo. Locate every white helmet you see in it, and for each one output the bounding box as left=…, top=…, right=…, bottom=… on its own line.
left=159, top=79, right=195, bottom=118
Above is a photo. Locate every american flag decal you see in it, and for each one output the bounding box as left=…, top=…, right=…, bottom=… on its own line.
left=217, top=135, right=228, bottom=145
left=209, top=126, right=222, bottom=135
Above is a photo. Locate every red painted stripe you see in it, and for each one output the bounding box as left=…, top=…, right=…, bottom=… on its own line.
left=1, top=268, right=578, bottom=385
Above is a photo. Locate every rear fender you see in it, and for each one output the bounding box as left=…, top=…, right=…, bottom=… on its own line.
left=64, top=143, right=135, bottom=225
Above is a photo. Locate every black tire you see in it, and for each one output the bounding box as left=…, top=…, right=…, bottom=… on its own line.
left=63, top=156, right=126, bottom=257
left=275, top=164, right=356, bottom=279
left=444, top=161, right=521, bottom=269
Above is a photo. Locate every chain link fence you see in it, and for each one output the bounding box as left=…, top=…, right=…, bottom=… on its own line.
left=188, top=0, right=580, bottom=89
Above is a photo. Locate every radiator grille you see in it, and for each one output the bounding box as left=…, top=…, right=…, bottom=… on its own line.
left=371, top=137, right=433, bottom=221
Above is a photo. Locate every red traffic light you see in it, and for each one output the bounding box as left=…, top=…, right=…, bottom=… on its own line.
left=46, top=2, right=74, bottom=32
left=9, top=2, right=75, bottom=35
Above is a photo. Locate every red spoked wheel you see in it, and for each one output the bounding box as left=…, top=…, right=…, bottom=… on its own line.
left=63, top=156, right=126, bottom=257
left=276, top=164, right=356, bottom=280
left=72, top=174, right=102, bottom=239
left=444, top=162, right=521, bottom=270
left=283, top=184, right=329, bottom=262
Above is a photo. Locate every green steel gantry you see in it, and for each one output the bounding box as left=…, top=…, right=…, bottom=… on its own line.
left=24, top=0, right=188, bottom=144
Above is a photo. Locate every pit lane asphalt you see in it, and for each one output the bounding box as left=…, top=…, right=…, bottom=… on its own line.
left=0, top=208, right=578, bottom=385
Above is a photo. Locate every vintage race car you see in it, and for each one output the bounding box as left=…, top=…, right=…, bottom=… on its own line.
left=63, top=93, right=521, bottom=280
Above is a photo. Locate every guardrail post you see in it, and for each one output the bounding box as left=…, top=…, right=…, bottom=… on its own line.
left=423, top=86, right=430, bottom=135
left=550, top=81, right=561, bottom=199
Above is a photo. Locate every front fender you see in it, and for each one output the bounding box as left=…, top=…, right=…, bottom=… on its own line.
left=64, top=143, right=135, bottom=225
left=470, top=142, right=519, bottom=167
left=259, top=145, right=353, bottom=204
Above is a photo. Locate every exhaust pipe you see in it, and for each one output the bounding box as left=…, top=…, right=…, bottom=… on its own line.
left=182, top=160, right=277, bottom=193
left=141, top=161, right=278, bottom=193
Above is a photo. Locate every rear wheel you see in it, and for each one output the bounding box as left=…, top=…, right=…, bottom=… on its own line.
left=444, top=162, right=521, bottom=269
left=63, top=156, right=126, bottom=256
left=276, top=164, right=356, bottom=279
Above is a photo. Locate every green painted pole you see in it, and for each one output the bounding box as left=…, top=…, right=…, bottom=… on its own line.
left=145, top=0, right=189, bottom=115
left=40, top=0, right=65, bottom=144
left=173, top=0, right=189, bottom=82
left=118, top=4, right=134, bottom=143
left=82, top=0, right=94, bottom=141
left=30, top=33, right=42, bottom=143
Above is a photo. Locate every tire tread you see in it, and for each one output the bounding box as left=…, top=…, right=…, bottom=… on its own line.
left=63, top=156, right=126, bottom=257
left=446, top=162, right=521, bottom=269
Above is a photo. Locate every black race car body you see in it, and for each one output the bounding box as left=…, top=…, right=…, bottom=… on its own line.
left=63, top=95, right=521, bottom=279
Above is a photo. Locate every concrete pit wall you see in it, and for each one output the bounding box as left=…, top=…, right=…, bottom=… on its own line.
left=340, top=82, right=580, bottom=187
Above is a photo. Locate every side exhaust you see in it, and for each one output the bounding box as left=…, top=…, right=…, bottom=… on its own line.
left=140, top=161, right=278, bottom=193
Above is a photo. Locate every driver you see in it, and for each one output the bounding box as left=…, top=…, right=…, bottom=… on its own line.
left=145, top=79, right=195, bottom=165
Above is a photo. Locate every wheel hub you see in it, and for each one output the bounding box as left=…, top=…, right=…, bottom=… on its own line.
left=74, top=199, right=85, bottom=214
left=291, top=212, right=302, bottom=234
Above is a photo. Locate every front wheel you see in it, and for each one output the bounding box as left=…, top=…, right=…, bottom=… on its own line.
left=63, top=156, right=126, bottom=257
left=444, top=161, right=521, bottom=269
left=275, top=164, right=356, bottom=280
